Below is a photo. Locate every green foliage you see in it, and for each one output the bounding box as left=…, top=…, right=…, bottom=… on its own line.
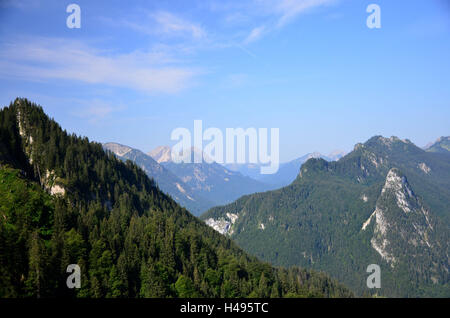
left=175, top=275, right=198, bottom=297
left=0, top=167, right=54, bottom=297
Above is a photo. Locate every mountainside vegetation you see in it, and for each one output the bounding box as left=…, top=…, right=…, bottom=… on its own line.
left=202, top=136, right=450, bottom=297
left=0, top=98, right=352, bottom=298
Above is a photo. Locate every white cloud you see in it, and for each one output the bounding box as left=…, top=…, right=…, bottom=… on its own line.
left=114, top=10, right=206, bottom=40
left=153, top=11, right=206, bottom=39
left=0, top=0, right=40, bottom=9
left=71, top=99, right=125, bottom=123
left=0, top=37, right=200, bottom=94
left=239, top=0, right=337, bottom=44
left=244, top=26, right=266, bottom=43
left=272, top=0, right=336, bottom=27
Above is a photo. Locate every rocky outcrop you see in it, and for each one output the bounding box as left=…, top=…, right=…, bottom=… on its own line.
left=363, top=168, right=437, bottom=267
left=205, top=212, right=239, bottom=236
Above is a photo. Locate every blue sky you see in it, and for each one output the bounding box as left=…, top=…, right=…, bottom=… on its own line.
left=0, top=0, right=449, bottom=162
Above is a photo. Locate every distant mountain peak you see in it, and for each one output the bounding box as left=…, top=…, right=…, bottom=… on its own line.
left=148, top=146, right=172, bottom=163
left=103, top=142, right=133, bottom=157
left=366, top=135, right=413, bottom=148
left=424, top=136, right=450, bottom=153
left=327, top=150, right=347, bottom=161
left=307, top=152, right=322, bottom=159
left=149, top=146, right=214, bottom=164
left=435, top=136, right=449, bottom=143
left=350, top=136, right=419, bottom=164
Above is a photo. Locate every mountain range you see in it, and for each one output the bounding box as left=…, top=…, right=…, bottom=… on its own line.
left=201, top=136, right=450, bottom=297
left=150, top=146, right=270, bottom=207
left=103, top=143, right=213, bottom=216
left=106, top=144, right=348, bottom=213
left=104, top=144, right=272, bottom=215
left=0, top=98, right=352, bottom=298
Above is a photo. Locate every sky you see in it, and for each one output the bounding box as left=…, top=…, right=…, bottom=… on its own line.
left=0, top=0, right=449, bottom=163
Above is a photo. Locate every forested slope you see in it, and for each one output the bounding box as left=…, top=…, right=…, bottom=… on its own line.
left=202, top=136, right=450, bottom=297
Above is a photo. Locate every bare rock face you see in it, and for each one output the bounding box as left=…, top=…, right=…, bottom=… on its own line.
left=148, top=146, right=172, bottom=163
left=17, top=105, right=66, bottom=197
left=363, top=168, right=442, bottom=272
left=205, top=213, right=239, bottom=236
left=418, top=162, right=431, bottom=174
left=103, top=142, right=133, bottom=157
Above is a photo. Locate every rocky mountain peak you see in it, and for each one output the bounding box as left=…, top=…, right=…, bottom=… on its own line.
left=382, top=168, right=415, bottom=208
left=306, top=152, right=323, bottom=160
left=425, top=136, right=450, bottom=153
left=364, top=136, right=414, bottom=150
left=103, top=142, right=133, bottom=157
left=149, top=146, right=214, bottom=164
left=327, top=150, right=347, bottom=161
left=148, top=146, right=172, bottom=163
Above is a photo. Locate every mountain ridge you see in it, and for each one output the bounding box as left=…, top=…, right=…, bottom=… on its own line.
left=103, top=142, right=212, bottom=216
left=147, top=145, right=272, bottom=208
left=148, top=145, right=172, bottom=163
left=425, top=136, right=450, bottom=154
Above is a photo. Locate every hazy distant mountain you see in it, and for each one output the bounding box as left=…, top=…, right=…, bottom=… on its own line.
left=258, top=152, right=329, bottom=188
left=105, top=143, right=271, bottom=213
left=225, top=151, right=347, bottom=189
left=148, top=145, right=172, bottom=163
left=223, top=162, right=262, bottom=180
left=148, top=146, right=271, bottom=207
left=103, top=143, right=212, bottom=215
left=202, top=136, right=450, bottom=297
left=425, top=136, right=450, bottom=154
left=327, top=150, right=347, bottom=161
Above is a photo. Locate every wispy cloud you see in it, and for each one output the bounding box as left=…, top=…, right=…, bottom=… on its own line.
left=271, top=0, right=336, bottom=27
left=109, top=10, right=206, bottom=40
left=244, top=25, right=266, bottom=43
left=0, top=2, right=337, bottom=94
left=0, top=37, right=201, bottom=94
left=0, top=0, right=40, bottom=9
left=153, top=11, right=206, bottom=39
left=71, top=99, right=125, bottom=123
left=239, top=0, right=337, bottom=44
